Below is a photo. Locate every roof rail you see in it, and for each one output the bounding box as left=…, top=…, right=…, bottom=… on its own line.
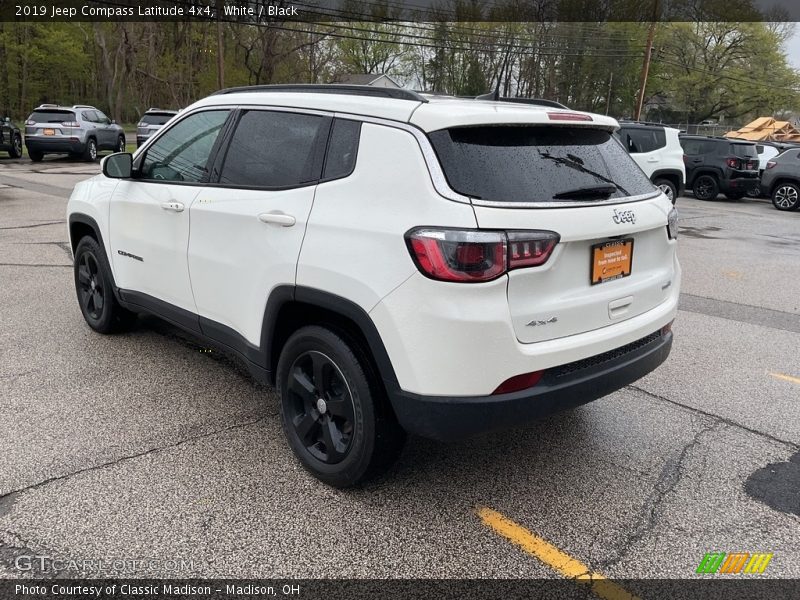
left=212, top=84, right=428, bottom=103
left=499, top=97, right=569, bottom=109
left=73, top=104, right=95, bottom=109
left=38, top=104, right=58, bottom=108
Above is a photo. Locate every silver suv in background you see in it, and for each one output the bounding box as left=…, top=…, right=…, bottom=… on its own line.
left=24, top=104, right=125, bottom=162
left=136, top=109, right=178, bottom=147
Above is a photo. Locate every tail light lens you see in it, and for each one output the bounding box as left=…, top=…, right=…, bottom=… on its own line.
left=406, top=228, right=559, bottom=283
left=61, top=121, right=80, bottom=128
left=766, top=161, right=777, bottom=169
left=667, top=207, right=678, bottom=240
left=25, top=120, right=35, bottom=126
left=726, top=158, right=740, bottom=169
left=138, top=122, right=147, bottom=127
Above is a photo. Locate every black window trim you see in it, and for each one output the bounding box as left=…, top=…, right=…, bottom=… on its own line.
left=131, top=107, right=236, bottom=188
left=208, top=106, right=339, bottom=191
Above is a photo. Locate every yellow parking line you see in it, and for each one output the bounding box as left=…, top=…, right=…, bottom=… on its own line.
left=769, top=372, right=800, bottom=385
left=477, top=507, right=640, bottom=600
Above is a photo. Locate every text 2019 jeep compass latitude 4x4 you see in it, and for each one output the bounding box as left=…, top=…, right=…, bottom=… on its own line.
left=66, top=85, right=680, bottom=487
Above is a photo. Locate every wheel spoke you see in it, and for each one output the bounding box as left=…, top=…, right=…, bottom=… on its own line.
left=289, top=369, right=316, bottom=403
left=325, top=390, right=354, bottom=421
left=92, top=290, right=104, bottom=311
left=77, top=265, right=91, bottom=286
left=293, top=412, right=319, bottom=445
left=321, top=417, right=346, bottom=461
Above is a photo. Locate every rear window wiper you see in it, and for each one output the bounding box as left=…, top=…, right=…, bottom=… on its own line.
left=553, top=184, right=619, bottom=200
left=539, top=152, right=630, bottom=196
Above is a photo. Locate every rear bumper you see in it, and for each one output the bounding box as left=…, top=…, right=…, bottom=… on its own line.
left=25, top=137, right=85, bottom=154
left=720, top=174, right=759, bottom=193
left=388, top=329, right=672, bottom=441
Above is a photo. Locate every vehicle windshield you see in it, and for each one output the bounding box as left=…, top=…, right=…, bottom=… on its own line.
left=141, top=113, right=175, bottom=125
left=429, top=125, right=654, bottom=203
left=29, top=110, right=75, bottom=123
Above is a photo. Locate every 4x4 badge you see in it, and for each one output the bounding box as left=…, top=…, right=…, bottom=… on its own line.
left=612, top=208, right=636, bottom=225
left=526, top=317, right=558, bottom=327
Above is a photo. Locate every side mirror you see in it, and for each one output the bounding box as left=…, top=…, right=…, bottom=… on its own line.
left=102, top=152, right=133, bottom=179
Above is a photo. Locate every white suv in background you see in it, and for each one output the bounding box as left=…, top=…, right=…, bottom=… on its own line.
left=67, top=85, right=680, bottom=487
left=616, top=122, right=686, bottom=204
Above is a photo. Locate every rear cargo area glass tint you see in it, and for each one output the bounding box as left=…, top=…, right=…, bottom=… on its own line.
left=29, top=110, right=75, bottom=122
left=429, top=126, right=654, bottom=204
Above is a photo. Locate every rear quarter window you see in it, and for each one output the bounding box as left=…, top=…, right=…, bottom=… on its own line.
left=429, top=125, right=655, bottom=204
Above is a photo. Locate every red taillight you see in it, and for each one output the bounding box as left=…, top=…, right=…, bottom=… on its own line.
left=406, top=228, right=559, bottom=283
left=547, top=111, right=593, bottom=122
left=726, top=158, right=740, bottom=169
left=766, top=161, right=777, bottom=169
left=493, top=370, right=545, bottom=395
left=62, top=121, right=80, bottom=128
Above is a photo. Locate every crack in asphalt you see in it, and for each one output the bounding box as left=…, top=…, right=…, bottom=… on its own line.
left=597, top=420, right=720, bottom=570
left=0, top=220, right=65, bottom=230
left=628, top=384, right=799, bottom=451
left=0, top=416, right=267, bottom=507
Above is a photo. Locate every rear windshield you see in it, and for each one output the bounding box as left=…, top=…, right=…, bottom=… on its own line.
left=429, top=126, right=655, bottom=203
left=731, top=144, right=757, bottom=158
left=29, top=110, right=75, bottom=123
left=141, top=113, right=175, bottom=125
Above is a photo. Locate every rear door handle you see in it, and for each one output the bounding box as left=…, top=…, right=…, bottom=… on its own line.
left=258, top=212, right=296, bottom=227
left=160, top=201, right=185, bottom=212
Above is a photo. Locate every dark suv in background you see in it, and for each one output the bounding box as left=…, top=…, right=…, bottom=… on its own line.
left=24, top=104, right=125, bottom=162
left=759, top=148, right=800, bottom=211
left=136, top=108, right=178, bottom=147
left=680, top=135, right=759, bottom=200
left=1, top=116, right=23, bottom=158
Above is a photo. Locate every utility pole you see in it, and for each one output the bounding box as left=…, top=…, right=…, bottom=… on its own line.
left=216, top=0, right=224, bottom=90
left=634, top=0, right=660, bottom=121
left=605, top=72, right=613, bottom=115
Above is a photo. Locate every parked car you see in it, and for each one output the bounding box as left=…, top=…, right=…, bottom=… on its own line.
left=679, top=135, right=759, bottom=200
left=747, top=142, right=783, bottom=197
left=759, top=148, right=800, bottom=211
left=67, top=84, right=679, bottom=487
left=136, top=108, right=178, bottom=147
left=24, top=104, right=125, bottom=162
left=616, top=122, right=685, bottom=204
left=0, top=116, right=23, bottom=158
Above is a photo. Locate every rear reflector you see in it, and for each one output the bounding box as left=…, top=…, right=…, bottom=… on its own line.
left=661, top=320, right=674, bottom=335
left=547, top=112, right=593, bottom=122
left=493, top=370, right=545, bottom=395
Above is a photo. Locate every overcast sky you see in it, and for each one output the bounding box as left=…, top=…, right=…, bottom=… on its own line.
left=786, top=30, right=800, bottom=69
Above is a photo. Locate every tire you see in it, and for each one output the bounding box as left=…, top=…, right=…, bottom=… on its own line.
left=82, top=138, right=97, bottom=162
left=276, top=325, right=406, bottom=488
left=771, top=182, right=800, bottom=211
left=73, top=236, right=137, bottom=334
left=9, top=135, right=22, bottom=159
left=29, top=149, right=43, bottom=162
left=653, top=178, right=677, bottom=204
left=116, top=135, right=126, bottom=153
left=693, top=174, right=718, bottom=201
left=725, top=192, right=745, bottom=200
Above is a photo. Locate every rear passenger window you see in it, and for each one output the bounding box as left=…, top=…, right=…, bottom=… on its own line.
left=323, top=119, right=361, bottom=180
left=619, top=127, right=666, bottom=153
left=219, top=111, right=328, bottom=188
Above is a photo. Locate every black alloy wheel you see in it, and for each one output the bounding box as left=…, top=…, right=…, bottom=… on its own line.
left=693, top=175, right=718, bottom=201
left=77, top=251, right=104, bottom=321
left=117, top=135, right=126, bottom=153
left=286, top=350, right=356, bottom=464
left=10, top=135, right=23, bottom=158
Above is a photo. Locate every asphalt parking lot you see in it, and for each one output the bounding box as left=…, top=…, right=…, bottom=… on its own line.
left=1, top=156, right=799, bottom=588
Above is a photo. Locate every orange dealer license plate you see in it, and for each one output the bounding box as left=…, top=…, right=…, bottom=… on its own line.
left=43, top=128, right=55, bottom=136
left=591, top=238, right=634, bottom=285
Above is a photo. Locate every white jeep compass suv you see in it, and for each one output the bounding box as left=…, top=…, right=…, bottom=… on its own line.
left=67, top=85, right=680, bottom=487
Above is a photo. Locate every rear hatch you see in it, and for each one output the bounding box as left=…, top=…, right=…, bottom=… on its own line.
left=429, top=124, right=675, bottom=343
left=137, top=112, right=175, bottom=140
left=728, top=142, right=759, bottom=177
left=25, top=109, right=76, bottom=138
